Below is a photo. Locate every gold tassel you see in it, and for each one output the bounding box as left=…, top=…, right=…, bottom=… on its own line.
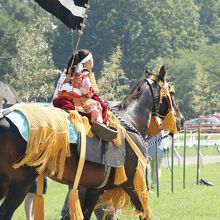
left=33, top=195, right=44, bottom=220
left=95, top=188, right=129, bottom=210
left=82, top=116, right=94, bottom=138
left=69, top=189, right=83, bottom=220
left=34, top=174, right=45, bottom=220
left=146, top=116, right=161, bottom=136
left=161, top=110, right=178, bottom=134
left=133, top=160, right=151, bottom=220
left=107, top=112, right=126, bottom=147
left=114, top=166, right=128, bottom=185
left=68, top=110, right=84, bottom=132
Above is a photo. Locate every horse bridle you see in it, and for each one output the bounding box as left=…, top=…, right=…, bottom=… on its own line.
left=145, top=78, right=160, bottom=116
left=112, top=78, right=172, bottom=144
left=145, top=77, right=174, bottom=119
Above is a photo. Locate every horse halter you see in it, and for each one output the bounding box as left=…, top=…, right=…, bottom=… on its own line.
left=145, top=78, right=160, bottom=116
left=145, top=78, right=174, bottom=118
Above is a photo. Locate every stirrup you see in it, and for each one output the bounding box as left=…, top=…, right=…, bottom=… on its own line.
left=92, top=123, right=118, bottom=142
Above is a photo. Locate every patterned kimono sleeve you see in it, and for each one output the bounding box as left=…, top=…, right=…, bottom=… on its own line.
left=81, top=74, right=94, bottom=98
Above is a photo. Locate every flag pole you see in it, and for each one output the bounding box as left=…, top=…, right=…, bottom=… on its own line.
left=70, top=2, right=90, bottom=68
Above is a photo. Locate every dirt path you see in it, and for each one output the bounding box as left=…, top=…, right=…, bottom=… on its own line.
left=162, top=155, right=220, bottom=167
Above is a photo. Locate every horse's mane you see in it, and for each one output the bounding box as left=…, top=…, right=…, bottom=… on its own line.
left=115, top=71, right=158, bottom=111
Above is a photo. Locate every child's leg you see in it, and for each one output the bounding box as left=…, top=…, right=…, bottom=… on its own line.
left=53, top=96, right=75, bottom=110
left=92, top=95, right=108, bottom=123
left=25, top=192, right=35, bottom=220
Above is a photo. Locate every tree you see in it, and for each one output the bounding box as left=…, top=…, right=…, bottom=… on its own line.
left=78, top=0, right=204, bottom=78
left=196, top=0, right=220, bottom=44
left=189, top=63, right=211, bottom=117
left=0, top=0, right=49, bottom=80
left=0, top=11, right=18, bottom=79
left=7, top=17, right=57, bottom=102
left=98, top=46, right=129, bottom=101
left=148, top=43, right=220, bottom=119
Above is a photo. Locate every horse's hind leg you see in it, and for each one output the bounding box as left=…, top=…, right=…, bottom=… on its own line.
left=0, top=169, right=37, bottom=220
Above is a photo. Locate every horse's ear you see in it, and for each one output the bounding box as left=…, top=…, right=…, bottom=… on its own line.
left=144, top=66, right=151, bottom=77
left=145, top=66, right=151, bottom=74
left=158, top=65, right=166, bottom=81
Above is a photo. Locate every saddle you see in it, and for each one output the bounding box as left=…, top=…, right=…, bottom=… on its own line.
left=76, top=111, right=118, bottom=142
left=91, top=122, right=118, bottom=142
left=77, top=132, right=126, bottom=168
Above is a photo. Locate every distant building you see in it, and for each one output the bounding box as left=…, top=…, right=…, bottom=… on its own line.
left=0, top=81, right=20, bottom=109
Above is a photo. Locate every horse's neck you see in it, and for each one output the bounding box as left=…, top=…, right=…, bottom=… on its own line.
left=114, top=103, right=152, bottom=137
left=122, top=108, right=151, bottom=136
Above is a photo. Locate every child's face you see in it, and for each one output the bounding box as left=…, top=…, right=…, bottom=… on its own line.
left=83, top=59, right=94, bottom=71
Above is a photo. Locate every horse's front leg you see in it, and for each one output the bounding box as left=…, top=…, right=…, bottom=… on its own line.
left=82, top=187, right=102, bottom=220
left=122, top=182, right=150, bottom=220
left=0, top=173, right=9, bottom=202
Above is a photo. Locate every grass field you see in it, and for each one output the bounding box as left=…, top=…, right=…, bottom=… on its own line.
left=175, top=145, right=220, bottom=156
left=13, top=162, right=220, bottom=220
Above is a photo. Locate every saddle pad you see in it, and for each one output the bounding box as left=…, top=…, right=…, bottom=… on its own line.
left=77, top=134, right=126, bottom=168
left=5, top=111, right=78, bottom=143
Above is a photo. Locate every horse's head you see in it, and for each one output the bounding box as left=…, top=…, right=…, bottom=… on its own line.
left=145, top=65, right=185, bottom=134
left=114, top=65, right=184, bottom=136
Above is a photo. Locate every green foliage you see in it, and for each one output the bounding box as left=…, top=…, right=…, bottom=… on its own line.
left=98, top=46, right=129, bottom=101
left=0, top=0, right=46, bottom=79
left=50, top=0, right=204, bottom=79
left=75, top=0, right=204, bottom=79
left=1, top=0, right=220, bottom=119
left=190, top=63, right=211, bottom=117
left=0, top=10, right=19, bottom=79
left=149, top=43, right=220, bottom=119
left=197, top=0, right=220, bottom=44
left=1, top=0, right=37, bottom=23
left=6, top=17, right=57, bottom=102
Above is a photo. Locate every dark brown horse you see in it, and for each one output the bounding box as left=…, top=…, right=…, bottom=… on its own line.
left=0, top=66, right=184, bottom=220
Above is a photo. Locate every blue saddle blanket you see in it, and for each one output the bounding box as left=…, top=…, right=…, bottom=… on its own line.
left=5, top=111, right=78, bottom=143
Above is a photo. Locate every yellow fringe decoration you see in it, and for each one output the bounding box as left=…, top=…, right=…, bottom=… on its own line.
left=68, top=110, right=87, bottom=220
left=133, top=160, right=150, bottom=220
left=69, top=189, right=83, bottom=220
left=147, top=85, right=179, bottom=136
left=161, top=110, right=178, bottom=134
left=107, top=112, right=126, bottom=147
left=114, top=166, right=128, bottom=185
left=95, top=114, right=150, bottom=219
left=68, top=110, right=94, bottom=138
left=34, top=174, right=45, bottom=220
left=11, top=103, right=70, bottom=179
left=96, top=160, right=150, bottom=219
left=146, top=116, right=161, bottom=136
left=95, top=187, right=130, bottom=210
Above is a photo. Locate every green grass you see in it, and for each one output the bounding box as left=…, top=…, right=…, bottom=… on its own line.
left=175, top=146, right=220, bottom=156
left=13, top=163, right=220, bottom=220
left=149, top=162, right=220, bottom=220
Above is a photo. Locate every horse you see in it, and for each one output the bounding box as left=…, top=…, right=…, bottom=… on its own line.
left=0, top=66, right=184, bottom=220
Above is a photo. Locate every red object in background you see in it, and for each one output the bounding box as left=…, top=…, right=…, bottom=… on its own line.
left=184, top=116, right=220, bottom=133
left=213, top=112, right=220, bottom=120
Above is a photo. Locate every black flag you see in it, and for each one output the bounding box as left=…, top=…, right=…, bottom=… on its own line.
left=34, top=0, right=89, bottom=30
